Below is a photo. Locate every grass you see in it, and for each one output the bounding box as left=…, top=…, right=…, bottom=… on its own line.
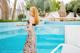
left=0, top=19, right=29, bottom=22
left=0, top=19, right=20, bottom=22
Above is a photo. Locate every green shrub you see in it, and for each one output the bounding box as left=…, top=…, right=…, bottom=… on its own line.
left=18, top=14, right=26, bottom=21
left=66, top=0, right=80, bottom=15
left=0, top=19, right=19, bottom=22
left=25, top=0, right=60, bottom=16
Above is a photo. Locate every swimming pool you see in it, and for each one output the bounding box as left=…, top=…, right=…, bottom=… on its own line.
left=0, top=21, right=80, bottom=53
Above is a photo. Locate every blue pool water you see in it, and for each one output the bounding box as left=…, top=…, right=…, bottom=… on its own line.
left=0, top=21, right=80, bottom=53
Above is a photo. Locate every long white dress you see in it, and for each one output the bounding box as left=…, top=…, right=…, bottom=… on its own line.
left=24, top=24, right=36, bottom=53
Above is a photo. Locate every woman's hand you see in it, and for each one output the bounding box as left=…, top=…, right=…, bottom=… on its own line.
left=16, top=24, right=27, bottom=26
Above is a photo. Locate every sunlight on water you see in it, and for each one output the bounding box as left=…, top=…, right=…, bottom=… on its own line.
left=0, top=22, right=80, bottom=53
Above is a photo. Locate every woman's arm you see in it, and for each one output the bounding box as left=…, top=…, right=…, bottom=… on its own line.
left=16, top=24, right=27, bottom=26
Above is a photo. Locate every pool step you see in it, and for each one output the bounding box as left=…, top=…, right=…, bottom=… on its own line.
left=0, top=34, right=64, bottom=49
left=37, top=34, right=64, bottom=50
left=0, top=29, right=64, bottom=53
left=0, top=27, right=25, bottom=33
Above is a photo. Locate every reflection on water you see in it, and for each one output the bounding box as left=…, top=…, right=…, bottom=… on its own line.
left=0, top=22, right=80, bottom=53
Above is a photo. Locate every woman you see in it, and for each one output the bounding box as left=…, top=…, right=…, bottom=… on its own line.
left=29, top=6, right=39, bottom=25
left=24, top=6, right=39, bottom=53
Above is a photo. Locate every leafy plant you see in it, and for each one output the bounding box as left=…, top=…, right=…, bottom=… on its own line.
left=18, top=14, right=26, bottom=21
left=25, top=0, right=60, bottom=16
left=49, top=0, right=60, bottom=12
left=66, top=0, right=80, bottom=16
left=25, top=0, right=32, bottom=10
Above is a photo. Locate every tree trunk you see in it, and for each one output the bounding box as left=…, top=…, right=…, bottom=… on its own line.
left=12, top=0, right=17, bottom=20
left=0, top=0, right=9, bottom=20
left=59, top=2, right=67, bottom=17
